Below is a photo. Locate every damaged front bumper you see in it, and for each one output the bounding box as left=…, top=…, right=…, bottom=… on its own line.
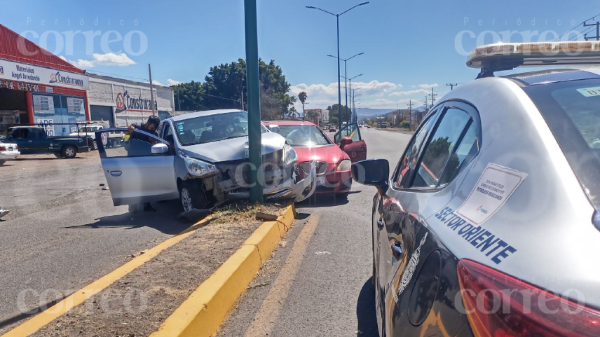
left=226, top=161, right=317, bottom=203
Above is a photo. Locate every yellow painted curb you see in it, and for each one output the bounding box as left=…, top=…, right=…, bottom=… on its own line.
left=151, top=204, right=296, bottom=337
left=2, top=216, right=212, bottom=337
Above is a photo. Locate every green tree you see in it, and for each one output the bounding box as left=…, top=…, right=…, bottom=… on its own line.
left=200, top=59, right=294, bottom=119
left=298, top=91, right=307, bottom=118
left=327, top=104, right=352, bottom=124
left=172, top=81, right=205, bottom=111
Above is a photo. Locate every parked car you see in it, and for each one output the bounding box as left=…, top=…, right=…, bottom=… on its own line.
left=69, top=124, right=108, bottom=150
left=96, top=109, right=316, bottom=213
left=352, top=41, right=600, bottom=337
left=264, top=121, right=352, bottom=197
left=329, top=126, right=336, bottom=132
left=0, top=126, right=88, bottom=159
left=0, top=141, right=19, bottom=166
left=333, top=123, right=367, bottom=162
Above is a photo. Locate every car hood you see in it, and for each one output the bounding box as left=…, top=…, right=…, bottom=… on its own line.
left=179, top=132, right=286, bottom=163
left=293, top=144, right=348, bottom=164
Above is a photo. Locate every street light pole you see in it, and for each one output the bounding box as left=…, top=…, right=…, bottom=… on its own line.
left=328, top=52, right=364, bottom=126
left=336, top=15, right=342, bottom=131
left=244, top=0, right=263, bottom=203
left=307, top=2, right=369, bottom=132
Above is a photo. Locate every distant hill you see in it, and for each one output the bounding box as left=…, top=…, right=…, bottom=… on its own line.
left=356, top=106, right=428, bottom=121
left=356, top=108, right=396, bottom=119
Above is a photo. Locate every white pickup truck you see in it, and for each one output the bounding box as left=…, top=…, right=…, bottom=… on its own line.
left=69, top=124, right=124, bottom=150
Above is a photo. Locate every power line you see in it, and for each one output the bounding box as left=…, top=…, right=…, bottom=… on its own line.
left=555, top=13, right=600, bottom=41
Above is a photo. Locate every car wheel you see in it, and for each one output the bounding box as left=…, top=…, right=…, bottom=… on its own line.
left=180, top=181, right=208, bottom=212
left=62, top=146, right=77, bottom=159
left=53, top=153, right=63, bottom=158
left=0, top=160, right=5, bottom=166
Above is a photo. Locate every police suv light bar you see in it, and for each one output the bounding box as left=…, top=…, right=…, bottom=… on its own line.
left=467, top=41, right=600, bottom=78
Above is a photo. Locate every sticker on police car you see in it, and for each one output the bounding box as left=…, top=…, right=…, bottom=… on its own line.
left=456, top=163, right=528, bottom=225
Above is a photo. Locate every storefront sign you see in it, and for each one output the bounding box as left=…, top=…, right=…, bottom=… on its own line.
left=33, top=94, right=55, bottom=114
left=36, top=118, right=55, bottom=136
left=0, top=58, right=89, bottom=90
left=67, top=97, right=85, bottom=114
left=0, top=79, right=41, bottom=92
left=115, top=90, right=157, bottom=113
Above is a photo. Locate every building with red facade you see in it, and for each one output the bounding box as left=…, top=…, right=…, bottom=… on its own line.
left=0, top=24, right=89, bottom=136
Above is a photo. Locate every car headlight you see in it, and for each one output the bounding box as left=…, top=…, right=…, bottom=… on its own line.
left=283, top=144, right=298, bottom=166
left=184, top=157, right=219, bottom=177
left=336, top=159, right=351, bottom=171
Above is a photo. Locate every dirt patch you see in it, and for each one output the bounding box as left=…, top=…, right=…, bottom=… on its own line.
left=30, top=202, right=288, bottom=337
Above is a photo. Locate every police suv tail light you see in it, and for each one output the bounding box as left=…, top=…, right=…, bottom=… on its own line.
left=457, top=259, right=600, bottom=337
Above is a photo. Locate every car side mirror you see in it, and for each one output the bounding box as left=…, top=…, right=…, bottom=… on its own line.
left=351, top=159, right=389, bottom=194
left=151, top=143, right=169, bottom=155
left=340, top=136, right=353, bottom=149
left=268, top=125, right=281, bottom=133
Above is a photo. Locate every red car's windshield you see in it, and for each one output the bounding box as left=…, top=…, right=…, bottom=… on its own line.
left=277, top=125, right=331, bottom=147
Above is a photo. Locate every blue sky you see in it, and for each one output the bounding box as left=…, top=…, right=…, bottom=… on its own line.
left=2, top=0, right=600, bottom=110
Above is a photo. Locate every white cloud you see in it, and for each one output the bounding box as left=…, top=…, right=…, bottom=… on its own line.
left=290, top=80, right=442, bottom=110
left=151, top=80, right=164, bottom=86
left=167, top=79, right=182, bottom=86
left=68, top=53, right=136, bottom=69
left=389, top=89, right=430, bottom=97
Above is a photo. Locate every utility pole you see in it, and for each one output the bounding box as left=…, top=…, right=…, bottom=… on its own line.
left=424, top=96, right=428, bottom=111
left=240, top=89, right=244, bottom=110
left=584, top=20, right=600, bottom=41
left=428, top=88, right=437, bottom=109
left=244, top=0, right=263, bottom=203
left=148, top=64, right=156, bottom=116
left=407, top=99, right=413, bottom=123
left=447, top=83, right=458, bottom=91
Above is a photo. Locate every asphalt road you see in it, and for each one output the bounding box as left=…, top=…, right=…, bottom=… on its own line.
left=218, top=127, right=412, bottom=337
left=0, top=152, right=189, bottom=333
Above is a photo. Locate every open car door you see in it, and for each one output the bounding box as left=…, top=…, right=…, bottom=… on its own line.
left=96, top=128, right=179, bottom=206
left=334, top=123, right=367, bottom=162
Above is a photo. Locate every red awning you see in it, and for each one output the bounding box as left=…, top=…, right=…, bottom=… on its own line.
left=0, top=24, right=85, bottom=74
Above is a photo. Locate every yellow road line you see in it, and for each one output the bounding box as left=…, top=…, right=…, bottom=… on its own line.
left=244, top=210, right=321, bottom=337
left=2, top=216, right=211, bottom=337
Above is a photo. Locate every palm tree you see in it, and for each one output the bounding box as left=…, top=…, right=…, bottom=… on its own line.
left=298, top=91, right=307, bottom=120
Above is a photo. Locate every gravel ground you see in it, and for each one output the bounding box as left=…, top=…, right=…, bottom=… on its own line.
left=30, top=202, right=287, bottom=337
left=0, top=152, right=190, bottom=334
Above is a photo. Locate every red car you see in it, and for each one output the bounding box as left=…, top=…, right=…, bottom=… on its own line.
left=263, top=121, right=367, bottom=197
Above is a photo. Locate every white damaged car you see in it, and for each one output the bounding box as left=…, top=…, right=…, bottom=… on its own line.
left=95, top=109, right=316, bottom=214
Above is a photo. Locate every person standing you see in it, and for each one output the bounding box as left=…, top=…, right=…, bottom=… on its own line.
left=126, top=116, right=161, bottom=212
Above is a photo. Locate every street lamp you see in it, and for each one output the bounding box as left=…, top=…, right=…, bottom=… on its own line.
left=327, top=52, right=364, bottom=117
left=306, top=2, right=369, bottom=131
left=342, top=74, right=362, bottom=124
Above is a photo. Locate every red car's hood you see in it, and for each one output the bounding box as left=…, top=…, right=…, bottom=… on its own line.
left=293, top=144, right=348, bottom=164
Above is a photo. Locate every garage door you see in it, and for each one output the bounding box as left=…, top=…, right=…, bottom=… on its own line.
left=90, top=105, right=114, bottom=127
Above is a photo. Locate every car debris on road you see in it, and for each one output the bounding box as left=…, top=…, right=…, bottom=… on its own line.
left=0, top=207, right=9, bottom=219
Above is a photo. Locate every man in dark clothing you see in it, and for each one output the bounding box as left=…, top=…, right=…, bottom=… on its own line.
left=126, top=115, right=161, bottom=212
left=127, top=115, right=160, bottom=143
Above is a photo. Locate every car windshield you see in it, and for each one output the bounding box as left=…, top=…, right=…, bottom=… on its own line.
left=174, top=111, right=252, bottom=146
left=276, top=125, right=331, bottom=147
left=525, top=78, right=600, bottom=209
